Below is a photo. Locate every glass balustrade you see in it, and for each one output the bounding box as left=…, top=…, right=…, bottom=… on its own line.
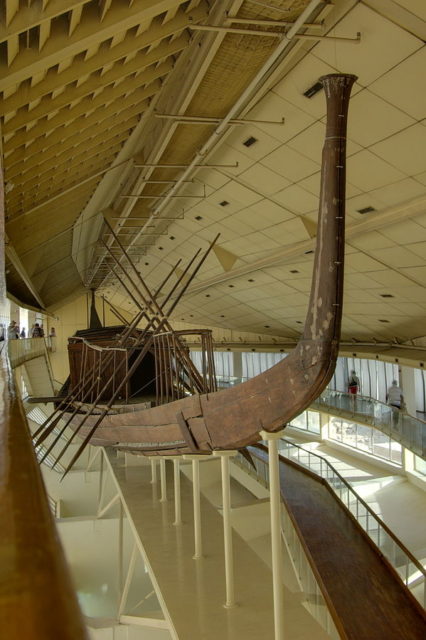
left=8, top=337, right=48, bottom=368
left=314, top=389, right=426, bottom=459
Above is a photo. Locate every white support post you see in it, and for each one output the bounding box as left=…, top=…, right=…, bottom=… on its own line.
left=97, top=451, right=105, bottom=516
left=119, top=543, right=138, bottom=615
left=188, top=457, right=202, bottom=559
left=118, top=500, right=124, bottom=612
left=214, top=450, right=237, bottom=608
left=150, top=458, right=157, bottom=484
left=260, top=429, right=285, bottom=640
left=86, top=445, right=101, bottom=472
left=159, top=458, right=167, bottom=502
left=97, top=492, right=120, bottom=519
left=172, top=458, right=182, bottom=526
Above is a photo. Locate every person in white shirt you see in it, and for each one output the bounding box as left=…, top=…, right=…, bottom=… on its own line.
left=387, top=380, right=403, bottom=409
left=7, top=321, right=19, bottom=339
left=387, top=380, right=404, bottom=428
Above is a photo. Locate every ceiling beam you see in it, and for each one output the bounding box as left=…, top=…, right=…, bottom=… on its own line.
left=7, top=137, right=127, bottom=201
left=5, top=100, right=147, bottom=169
left=10, top=198, right=98, bottom=256
left=7, top=114, right=140, bottom=183
left=4, top=94, right=149, bottom=154
left=0, top=0, right=188, bottom=91
left=3, top=80, right=159, bottom=157
left=3, top=62, right=170, bottom=134
left=6, top=157, right=135, bottom=221
left=6, top=181, right=102, bottom=226
left=0, top=11, right=198, bottom=116
left=0, top=1, right=91, bottom=43
left=5, top=238, right=46, bottom=308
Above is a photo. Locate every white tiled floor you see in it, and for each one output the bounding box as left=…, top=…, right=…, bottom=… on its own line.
left=106, top=452, right=330, bottom=640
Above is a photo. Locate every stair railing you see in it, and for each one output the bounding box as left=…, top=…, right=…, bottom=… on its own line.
left=247, top=439, right=426, bottom=608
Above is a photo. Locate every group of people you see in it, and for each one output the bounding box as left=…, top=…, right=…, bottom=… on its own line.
left=7, top=321, right=26, bottom=339
left=7, top=321, right=56, bottom=340
left=348, top=370, right=404, bottom=411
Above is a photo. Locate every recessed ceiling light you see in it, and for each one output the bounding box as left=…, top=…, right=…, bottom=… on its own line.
left=357, top=206, right=376, bottom=214
left=380, top=294, right=394, bottom=298
left=303, top=80, right=323, bottom=99
left=243, top=136, right=257, bottom=147
left=219, top=200, right=229, bottom=207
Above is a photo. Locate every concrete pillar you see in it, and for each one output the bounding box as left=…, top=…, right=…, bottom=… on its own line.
left=260, top=429, right=285, bottom=640
left=319, top=410, right=329, bottom=441
left=400, top=366, right=417, bottom=472
left=213, top=450, right=237, bottom=608
left=400, top=365, right=416, bottom=415
left=232, top=351, right=243, bottom=381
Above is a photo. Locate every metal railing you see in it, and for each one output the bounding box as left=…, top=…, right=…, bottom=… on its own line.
left=234, top=452, right=341, bottom=639
left=278, top=438, right=426, bottom=608
left=314, top=389, right=426, bottom=459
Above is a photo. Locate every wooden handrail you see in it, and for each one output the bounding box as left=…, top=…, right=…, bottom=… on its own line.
left=0, top=350, right=89, bottom=638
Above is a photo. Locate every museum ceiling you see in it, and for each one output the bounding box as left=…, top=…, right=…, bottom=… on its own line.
left=1, top=0, right=426, bottom=344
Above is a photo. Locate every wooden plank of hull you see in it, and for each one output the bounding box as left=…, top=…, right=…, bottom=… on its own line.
left=66, top=335, right=336, bottom=452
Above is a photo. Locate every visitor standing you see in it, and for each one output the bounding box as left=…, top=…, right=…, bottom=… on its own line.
left=31, top=323, right=45, bottom=338
left=7, top=321, right=19, bottom=339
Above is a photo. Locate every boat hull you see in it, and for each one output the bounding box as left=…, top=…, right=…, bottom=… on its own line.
left=60, top=73, right=357, bottom=461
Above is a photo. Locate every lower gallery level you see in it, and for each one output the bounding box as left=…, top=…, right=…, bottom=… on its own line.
left=15, top=345, right=426, bottom=639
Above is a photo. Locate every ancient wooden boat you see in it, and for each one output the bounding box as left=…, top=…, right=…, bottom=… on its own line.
left=35, top=73, right=357, bottom=471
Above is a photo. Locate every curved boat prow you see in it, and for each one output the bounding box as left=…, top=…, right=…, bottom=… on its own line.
left=62, top=73, right=358, bottom=461
left=195, top=73, right=358, bottom=447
